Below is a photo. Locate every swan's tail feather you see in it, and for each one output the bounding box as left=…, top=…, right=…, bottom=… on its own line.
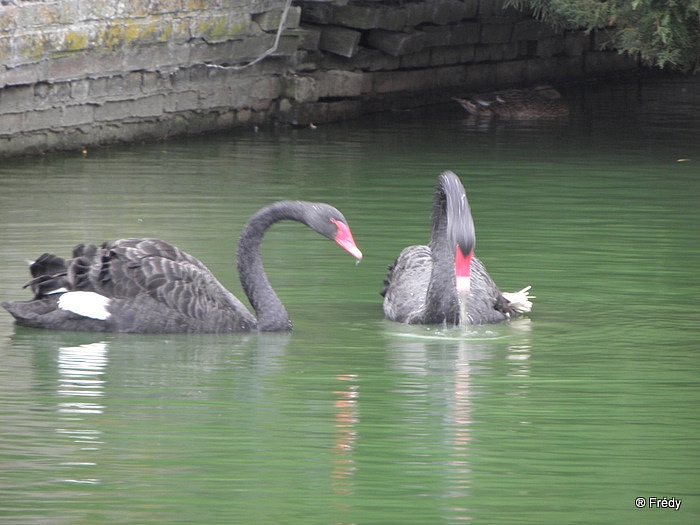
left=502, top=285, right=534, bottom=314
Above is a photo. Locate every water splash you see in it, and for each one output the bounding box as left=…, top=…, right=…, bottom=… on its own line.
left=458, top=291, right=470, bottom=331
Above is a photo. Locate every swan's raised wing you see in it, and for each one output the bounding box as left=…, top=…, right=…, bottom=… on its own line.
left=381, top=244, right=432, bottom=323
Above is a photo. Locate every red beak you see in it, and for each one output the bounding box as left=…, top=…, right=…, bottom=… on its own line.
left=331, top=218, right=363, bottom=261
left=455, top=246, right=472, bottom=293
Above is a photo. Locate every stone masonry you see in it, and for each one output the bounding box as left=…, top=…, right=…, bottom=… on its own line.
left=0, top=0, right=639, bottom=157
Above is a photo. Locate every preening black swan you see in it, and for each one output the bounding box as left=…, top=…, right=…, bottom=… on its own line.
left=381, top=171, right=532, bottom=326
left=2, top=201, right=362, bottom=333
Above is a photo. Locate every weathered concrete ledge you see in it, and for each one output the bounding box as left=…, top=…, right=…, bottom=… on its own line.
left=0, top=0, right=639, bottom=157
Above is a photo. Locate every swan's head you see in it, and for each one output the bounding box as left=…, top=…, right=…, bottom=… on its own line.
left=441, top=171, right=475, bottom=294
left=452, top=206, right=475, bottom=294
left=330, top=218, right=363, bottom=261
left=306, top=204, right=363, bottom=261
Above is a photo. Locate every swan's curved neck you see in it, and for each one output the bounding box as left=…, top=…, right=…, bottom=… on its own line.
left=237, top=201, right=308, bottom=331
left=424, top=174, right=475, bottom=325
left=424, top=183, right=459, bottom=323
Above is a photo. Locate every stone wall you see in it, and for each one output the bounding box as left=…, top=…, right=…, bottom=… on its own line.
left=0, top=0, right=639, bottom=157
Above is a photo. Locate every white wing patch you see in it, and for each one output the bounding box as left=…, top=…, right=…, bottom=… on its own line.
left=58, top=291, right=112, bottom=321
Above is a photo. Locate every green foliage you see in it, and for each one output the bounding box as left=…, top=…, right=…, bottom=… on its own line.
left=507, top=0, right=700, bottom=73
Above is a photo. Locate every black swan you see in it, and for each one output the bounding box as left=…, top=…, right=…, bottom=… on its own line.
left=2, top=201, right=362, bottom=333
left=381, top=171, right=532, bottom=326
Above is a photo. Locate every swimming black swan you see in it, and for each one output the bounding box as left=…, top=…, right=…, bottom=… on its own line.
left=2, top=201, right=362, bottom=333
left=381, top=171, right=532, bottom=326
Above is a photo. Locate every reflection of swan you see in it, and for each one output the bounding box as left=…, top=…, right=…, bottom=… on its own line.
left=331, top=374, right=358, bottom=498
left=2, top=201, right=362, bottom=333
left=58, top=342, right=108, bottom=410
left=384, top=325, right=531, bottom=522
left=384, top=333, right=475, bottom=519
left=56, top=342, right=108, bottom=485
left=382, top=172, right=532, bottom=326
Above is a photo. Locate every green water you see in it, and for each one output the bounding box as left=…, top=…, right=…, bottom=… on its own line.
left=1, top=76, right=699, bottom=524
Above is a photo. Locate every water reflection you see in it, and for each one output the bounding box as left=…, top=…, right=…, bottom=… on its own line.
left=446, top=339, right=472, bottom=511
left=382, top=322, right=533, bottom=523
left=57, top=342, right=108, bottom=412
left=505, top=319, right=532, bottom=381
left=56, top=341, right=107, bottom=485
left=331, top=374, right=358, bottom=502
left=47, top=333, right=295, bottom=492
left=253, top=332, right=291, bottom=375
